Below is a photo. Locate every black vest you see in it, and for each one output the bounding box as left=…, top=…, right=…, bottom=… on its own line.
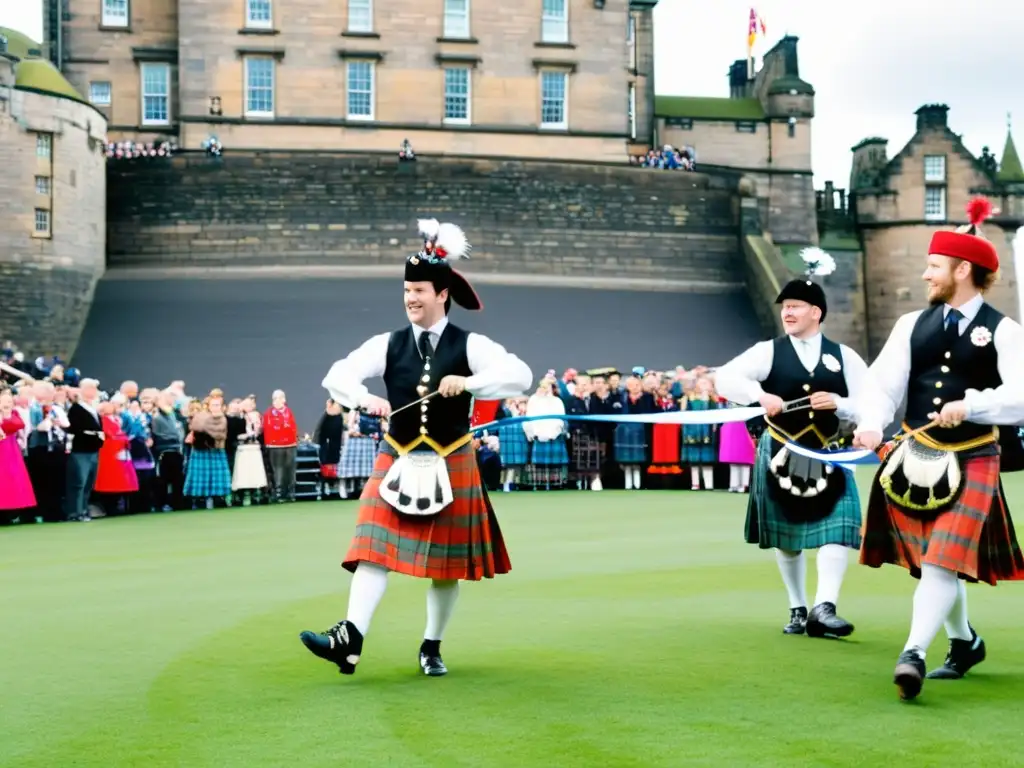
left=383, top=323, right=473, bottom=448
left=761, top=335, right=848, bottom=448
left=906, top=303, right=1003, bottom=444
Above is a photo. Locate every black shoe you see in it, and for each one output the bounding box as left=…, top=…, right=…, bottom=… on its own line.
left=419, top=639, right=448, bottom=677
left=299, top=620, right=363, bottom=675
left=926, top=627, right=986, bottom=680
left=783, top=607, right=808, bottom=635
left=806, top=602, right=855, bottom=639
left=894, top=649, right=926, bottom=701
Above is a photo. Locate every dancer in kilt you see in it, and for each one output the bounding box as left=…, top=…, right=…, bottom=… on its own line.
left=852, top=198, right=1024, bottom=701
left=300, top=219, right=532, bottom=678
left=714, top=272, right=872, bottom=639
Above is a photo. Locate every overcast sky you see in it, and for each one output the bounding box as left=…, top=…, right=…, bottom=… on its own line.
left=3, top=0, right=1022, bottom=190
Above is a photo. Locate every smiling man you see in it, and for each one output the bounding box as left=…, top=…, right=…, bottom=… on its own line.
left=713, top=276, right=871, bottom=639
left=852, top=198, right=1024, bottom=702
left=299, top=219, right=532, bottom=680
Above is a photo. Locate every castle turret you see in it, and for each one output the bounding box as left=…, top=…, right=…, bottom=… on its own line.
left=849, top=137, right=889, bottom=191
left=758, top=36, right=814, bottom=119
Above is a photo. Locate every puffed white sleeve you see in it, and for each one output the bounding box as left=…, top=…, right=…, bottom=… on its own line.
left=963, top=317, right=1024, bottom=425
left=465, top=333, right=534, bottom=399
left=834, top=344, right=871, bottom=422
left=855, top=311, right=920, bottom=435
left=711, top=340, right=774, bottom=405
left=321, top=333, right=390, bottom=411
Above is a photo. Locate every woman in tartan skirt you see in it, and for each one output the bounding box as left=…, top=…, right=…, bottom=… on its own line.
left=523, top=377, right=569, bottom=489
left=680, top=377, right=720, bottom=490
left=614, top=374, right=655, bottom=490
left=299, top=218, right=532, bottom=679
left=339, top=409, right=383, bottom=498
left=494, top=397, right=528, bottom=492
left=852, top=204, right=1024, bottom=701
left=183, top=393, right=232, bottom=509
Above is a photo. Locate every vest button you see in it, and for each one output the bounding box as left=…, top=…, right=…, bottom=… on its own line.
left=803, top=384, right=811, bottom=392
left=941, top=365, right=950, bottom=373
left=808, top=411, right=814, bottom=419
left=944, top=351, right=951, bottom=359
left=417, top=385, right=428, bottom=396
left=421, top=415, right=428, bottom=423
left=421, top=403, right=428, bottom=412
left=424, top=363, right=431, bottom=372
left=933, top=397, right=942, bottom=405
left=419, top=426, right=428, bottom=435
left=421, top=375, right=430, bottom=383
left=936, top=382, right=943, bottom=389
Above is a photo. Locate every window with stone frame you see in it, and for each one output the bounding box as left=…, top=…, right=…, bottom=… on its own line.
left=925, top=186, right=946, bottom=221
left=348, top=0, right=372, bottom=33
left=923, top=154, right=946, bottom=183
left=540, top=70, right=567, bottom=130
left=443, top=0, right=470, bottom=38
left=140, top=63, right=170, bottom=125
left=34, top=209, right=51, bottom=237
left=346, top=60, right=374, bottom=120
left=244, top=57, right=275, bottom=117
left=101, top=0, right=129, bottom=27
left=541, top=0, right=568, bottom=43
left=443, top=67, right=471, bottom=124
left=246, top=0, right=273, bottom=29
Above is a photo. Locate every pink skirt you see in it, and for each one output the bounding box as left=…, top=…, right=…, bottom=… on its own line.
left=718, top=421, right=755, bottom=465
left=0, top=438, right=37, bottom=511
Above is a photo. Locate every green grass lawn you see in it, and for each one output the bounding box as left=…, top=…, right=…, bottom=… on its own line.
left=3, top=469, right=1024, bottom=767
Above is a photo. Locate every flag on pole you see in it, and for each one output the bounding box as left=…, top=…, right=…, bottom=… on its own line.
left=747, top=8, right=767, bottom=51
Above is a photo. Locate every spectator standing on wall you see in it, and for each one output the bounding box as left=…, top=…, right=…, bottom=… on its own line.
left=264, top=389, right=298, bottom=503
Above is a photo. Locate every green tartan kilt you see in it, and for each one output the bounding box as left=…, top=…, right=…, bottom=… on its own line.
left=744, top=432, right=863, bottom=551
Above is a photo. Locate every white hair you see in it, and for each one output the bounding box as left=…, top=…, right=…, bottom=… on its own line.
left=80, top=378, right=99, bottom=388
left=272, top=389, right=286, bottom=399
left=110, top=392, right=127, bottom=405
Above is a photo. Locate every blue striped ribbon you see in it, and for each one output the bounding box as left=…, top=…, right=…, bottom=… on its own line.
left=472, top=409, right=881, bottom=467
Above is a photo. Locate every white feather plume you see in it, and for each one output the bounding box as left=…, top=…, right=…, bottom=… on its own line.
left=436, top=222, right=471, bottom=260
left=417, top=218, right=440, bottom=240
left=799, top=246, right=836, bottom=277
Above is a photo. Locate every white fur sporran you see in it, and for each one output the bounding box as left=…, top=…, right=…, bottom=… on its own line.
left=379, top=452, right=454, bottom=517
left=879, top=437, right=962, bottom=515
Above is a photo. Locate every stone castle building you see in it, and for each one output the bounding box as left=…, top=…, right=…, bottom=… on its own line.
left=0, top=27, right=108, bottom=361
left=841, top=104, right=1024, bottom=356
left=45, top=0, right=660, bottom=161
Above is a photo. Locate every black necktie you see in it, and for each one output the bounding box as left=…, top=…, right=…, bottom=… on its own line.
left=945, top=309, right=963, bottom=343
left=418, top=331, right=433, bottom=359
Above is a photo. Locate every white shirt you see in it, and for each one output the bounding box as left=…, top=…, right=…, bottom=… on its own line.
left=322, top=316, right=534, bottom=410
left=856, top=293, right=1024, bottom=434
left=523, top=393, right=566, bottom=440
left=713, top=332, right=870, bottom=422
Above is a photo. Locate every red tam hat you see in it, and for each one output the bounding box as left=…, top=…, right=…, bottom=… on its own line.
left=927, top=196, right=999, bottom=272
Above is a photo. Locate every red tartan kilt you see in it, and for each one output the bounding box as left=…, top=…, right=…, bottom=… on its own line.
left=860, top=451, right=1024, bottom=585
left=342, top=443, right=511, bottom=581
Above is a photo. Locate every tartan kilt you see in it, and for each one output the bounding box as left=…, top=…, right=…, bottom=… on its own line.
left=531, top=438, right=569, bottom=466
left=745, top=432, right=862, bottom=551
left=614, top=422, right=647, bottom=464
left=340, top=435, right=378, bottom=479
left=343, top=443, right=511, bottom=580
left=183, top=448, right=232, bottom=498
left=859, top=450, right=1024, bottom=585
left=495, top=422, right=529, bottom=468
left=570, top=431, right=604, bottom=472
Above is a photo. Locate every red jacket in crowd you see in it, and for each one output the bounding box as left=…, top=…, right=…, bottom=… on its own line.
left=263, top=406, right=298, bottom=447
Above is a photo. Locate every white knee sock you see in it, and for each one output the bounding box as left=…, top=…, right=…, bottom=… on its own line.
left=624, top=467, right=634, bottom=490
left=775, top=549, right=807, bottom=609
left=701, top=466, right=713, bottom=489
left=346, top=561, right=389, bottom=635
left=944, top=578, right=973, bottom=641
left=632, top=466, right=642, bottom=489
left=424, top=579, right=460, bottom=641
left=690, top=466, right=700, bottom=488
left=739, top=465, right=751, bottom=488
left=904, top=564, right=960, bottom=658
left=813, top=544, right=850, bottom=606
left=729, top=464, right=740, bottom=489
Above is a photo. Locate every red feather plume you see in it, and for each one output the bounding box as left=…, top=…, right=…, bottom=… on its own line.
left=966, top=196, right=993, bottom=227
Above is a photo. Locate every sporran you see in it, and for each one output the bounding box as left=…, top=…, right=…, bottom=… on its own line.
left=379, top=451, right=454, bottom=517
left=765, top=436, right=846, bottom=523
left=879, top=436, right=962, bottom=519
